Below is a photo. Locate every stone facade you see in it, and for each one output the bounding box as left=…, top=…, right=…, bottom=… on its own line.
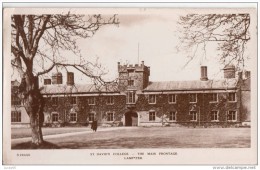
left=11, top=62, right=251, bottom=127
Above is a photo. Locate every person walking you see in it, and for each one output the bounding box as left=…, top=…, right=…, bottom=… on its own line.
left=91, top=119, right=98, bottom=132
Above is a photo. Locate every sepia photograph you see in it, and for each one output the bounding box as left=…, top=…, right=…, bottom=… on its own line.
left=2, top=3, right=257, bottom=165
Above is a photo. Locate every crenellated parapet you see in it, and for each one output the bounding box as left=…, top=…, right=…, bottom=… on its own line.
left=118, top=61, right=150, bottom=76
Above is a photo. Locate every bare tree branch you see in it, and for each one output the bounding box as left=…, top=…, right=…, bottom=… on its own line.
left=177, top=14, right=250, bottom=69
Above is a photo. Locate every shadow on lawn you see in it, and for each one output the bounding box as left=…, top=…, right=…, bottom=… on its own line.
left=12, top=141, right=60, bottom=149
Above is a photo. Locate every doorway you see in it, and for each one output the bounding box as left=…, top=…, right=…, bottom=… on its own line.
left=125, top=111, right=138, bottom=126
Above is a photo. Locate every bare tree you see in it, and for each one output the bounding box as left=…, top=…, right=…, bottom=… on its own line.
left=11, top=13, right=119, bottom=146
left=177, top=14, right=250, bottom=69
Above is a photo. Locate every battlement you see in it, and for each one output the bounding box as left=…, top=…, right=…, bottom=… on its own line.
left=118, top=61, right=150, bottom=75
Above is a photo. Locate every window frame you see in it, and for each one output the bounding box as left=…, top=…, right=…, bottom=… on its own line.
left=126, top=91, right=135, bottom=104
left=149, top=111, right=156, bottom=121
left=169, top=111, right=177, bottom=121
left=70, top=97, right=77, bottom=105
left=228, top=93, right=237, bottom=102
left=168, top=94, right=176, bottom=104
left=189, top=111, right=197, bottom=121
left=210, top=110, right=219, bottom=121
left=51, top=112, right=59, bottom=122
left=69, top=112, right=77, bottom=122
left=11, top=96, right=21, bottom=106
left=11, top=111, right=21, bottom=122
left=148, top=94, right=156, bottom=104
left=88, top=97, right=95, bottom=105
left=227, top=110, right=237, bottom=121
left=52, top=97, right=58, bottom=105
left=189, top=94, right=197, bottom=103
left=209, top=93, right=218, bottom=103
left=128, top=80, right=134, bottom=86
left=107, top=112, right=114, bottom=122
left=89, top=112, right=95, bottom=122
left=106, top=96, right=114, bottom=105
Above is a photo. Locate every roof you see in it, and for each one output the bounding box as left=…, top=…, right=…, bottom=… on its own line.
left=144, top=79, right=238, bottom=92
left=41, top=83, right=119, bottom=94
left=11, top=80, right=20, bottom=86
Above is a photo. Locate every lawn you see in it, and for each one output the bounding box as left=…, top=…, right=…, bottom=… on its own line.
left=11, top=127, right=90, bottom=139
left=11, top=127, right=250, bottom=149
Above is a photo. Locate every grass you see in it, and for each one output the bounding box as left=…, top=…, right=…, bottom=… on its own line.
left=11, top=127, right=90, bottom=139
left=12, top=127, right=250, bottom=149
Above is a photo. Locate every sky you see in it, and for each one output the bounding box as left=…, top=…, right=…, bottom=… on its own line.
left=11, top=8, right=254, bottom=85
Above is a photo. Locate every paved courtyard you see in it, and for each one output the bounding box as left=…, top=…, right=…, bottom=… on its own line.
left=11, top=127, right=250, bottom=149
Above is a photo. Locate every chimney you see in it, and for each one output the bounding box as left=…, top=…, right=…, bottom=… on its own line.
left=44, top=79, right=51, bottom=85
left=52, top=72, right=63, bottom=84
left=200, top=66, right=208, bottom=81
left=238, top=72, right=243, bottom=80
left=245, top=71, right=251, bottom=79
left=223, top=65, right=235, bottom=79
left=67, top=72, right=74, bottom=86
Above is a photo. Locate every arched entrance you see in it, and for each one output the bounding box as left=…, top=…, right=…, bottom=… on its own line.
left=125, top=111, right=138, bottom=126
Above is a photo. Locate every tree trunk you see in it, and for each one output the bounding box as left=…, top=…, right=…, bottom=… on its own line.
left=30, top=114, right=44, bottom=145
left=21, top=73, right=45, bottom=146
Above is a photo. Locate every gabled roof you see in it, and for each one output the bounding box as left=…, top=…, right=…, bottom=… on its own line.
left=41, top=83, right=119, bottom=95
left=144, top=79, right=238, bottom=92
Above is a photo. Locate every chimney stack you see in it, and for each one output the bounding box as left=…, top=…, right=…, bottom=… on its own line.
left=67, top=72, right=74, bottom=86
left=223, top=65, right=235, bottom=79
left=200, top=66, right=208, bottom=81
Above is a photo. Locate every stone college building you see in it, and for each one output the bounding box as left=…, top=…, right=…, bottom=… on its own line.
left=11, top=61, right=251, bottom=127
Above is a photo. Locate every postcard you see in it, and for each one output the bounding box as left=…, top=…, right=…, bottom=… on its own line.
left=3, top=5, right=257, bottom=165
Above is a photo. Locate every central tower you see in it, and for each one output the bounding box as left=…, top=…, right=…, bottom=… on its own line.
left=118, top=61, right=150, bottom=92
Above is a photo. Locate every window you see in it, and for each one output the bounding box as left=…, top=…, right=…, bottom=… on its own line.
left=189, top=94, right=197, bottom=103
left=88, top=97, right=95, bottom=105
left=126, top=91, right=135, bottom=104
left=168, top=94, right=176, bottom=103
left=128, top=80, right=134, bottom=86
left=211, top=111, right=219, bottom=121
left=11, top=111, right=21, bottom=122
left=70, top=113, right=77, bottom=122
left=52, top=113, right=59, bottom=122
left=70, top=97, right=77, bottom=105
left=149, top=112, right=156, bottom=121
left=107, top=112, right=114, bottom=121
left=228, top=93, right=236, bottom=102
left=52, top=97, right=58, bottom=105
left=106, top=96, right=114, bottom=105
left=209, top=93, right=218, bottom=102
left=11, top=96, right=21, bottom=105
left=227, top=111, right=237, bottom=121
left=89, top=113, right=95, bottom=122
left=169, top=111, right=176, bottom=121
left=149, top=95, right=156, bottom=104
left=190, top=111, right=197, bottom=121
